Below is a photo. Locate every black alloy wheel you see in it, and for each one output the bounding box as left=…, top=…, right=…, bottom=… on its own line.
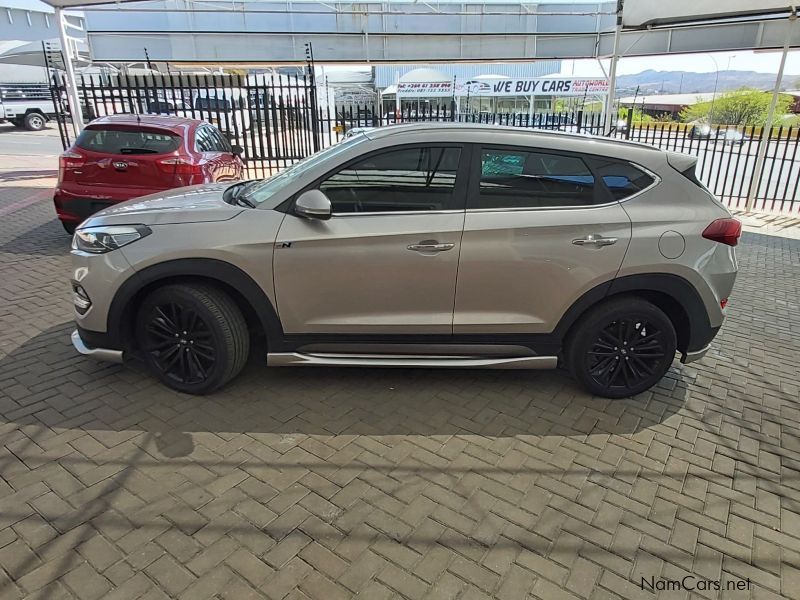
left=587, top=318, right=666, bottom=392
left=567, top=297, right=677, bottom=399
left=142, top=301, right=217, bottom=386
left=136, top=283, right=249, bottom=394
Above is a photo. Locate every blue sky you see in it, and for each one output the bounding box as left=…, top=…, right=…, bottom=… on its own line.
left=564, top=51, right=800, bottom=77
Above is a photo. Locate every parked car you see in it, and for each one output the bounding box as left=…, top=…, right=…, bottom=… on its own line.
left=687, top=121, right=713, bottom=139
left=54, top=114, right=244, bottom=234
left=69, top=123, right=740, bottom=398
left=0, top=95, right=57, bottom=131
left=192, top=88, right=252, bottom=135
left=717, top=128, right=744, bottom=145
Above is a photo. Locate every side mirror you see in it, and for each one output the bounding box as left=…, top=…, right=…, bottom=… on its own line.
left=294, top=190, right=332, bottom=220
left=230, top=144, right=244, bottom=156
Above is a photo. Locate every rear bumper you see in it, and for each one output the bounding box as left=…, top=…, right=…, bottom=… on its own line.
left=54, top=186, right=167, bottom=223
left=71, top=329, right=124, bottom=363
left=681, top=344, right=710, bottom=364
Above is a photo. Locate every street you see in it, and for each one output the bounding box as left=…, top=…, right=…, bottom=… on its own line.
left=0, top=124, right=64, bottom=157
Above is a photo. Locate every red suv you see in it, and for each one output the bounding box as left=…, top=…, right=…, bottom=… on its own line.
left=54, top=114, right=245, bottom=233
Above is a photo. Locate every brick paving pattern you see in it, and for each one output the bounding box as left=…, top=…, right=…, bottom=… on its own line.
left=0, top=175, right=799, bottom=599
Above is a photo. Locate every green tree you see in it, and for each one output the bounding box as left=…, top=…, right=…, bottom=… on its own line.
left=680, top=88, right=792, bottom=126
left=618, top=107, right=654, bottom=123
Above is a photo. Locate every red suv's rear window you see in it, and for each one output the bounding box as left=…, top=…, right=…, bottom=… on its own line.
left=76, top=127, right=181, bottom=155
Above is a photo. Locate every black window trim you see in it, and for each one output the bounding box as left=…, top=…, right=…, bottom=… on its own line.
left=466, top=143, right=660, bottom=212
left=290, top=141, right=473, bottom=217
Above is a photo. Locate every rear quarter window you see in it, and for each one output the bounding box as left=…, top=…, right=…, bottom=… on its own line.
left=586, top=157, right=656, bottom=200
left=76, top=128, right=181, bottom=155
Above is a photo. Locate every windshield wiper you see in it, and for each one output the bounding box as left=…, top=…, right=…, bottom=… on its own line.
left=235, top=194, right=257, bottom=208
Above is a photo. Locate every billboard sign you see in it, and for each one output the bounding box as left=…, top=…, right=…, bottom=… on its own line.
left=396, top=78, right=609, bottom=97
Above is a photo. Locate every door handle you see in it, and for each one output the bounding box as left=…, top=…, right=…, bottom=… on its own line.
left=572, top=235, right=618, bottom=247
left=407, top=240, right=455, bottom=253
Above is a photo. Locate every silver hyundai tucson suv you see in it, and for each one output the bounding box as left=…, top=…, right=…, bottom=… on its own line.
left=69, top=123, right=740, bottom=398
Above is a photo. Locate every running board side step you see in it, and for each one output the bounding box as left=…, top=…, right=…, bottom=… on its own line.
left=267, top=352, right=558, bottom=369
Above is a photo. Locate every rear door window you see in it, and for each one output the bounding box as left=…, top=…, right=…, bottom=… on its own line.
left=472, top=147, right=598, bottom=209
left=585, top=157, right=656, bottom=200
left=196, top=126, right=229, bottom=152
left=75, top=128, right=181, bottom=155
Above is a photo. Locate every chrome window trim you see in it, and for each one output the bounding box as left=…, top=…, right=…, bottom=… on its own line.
left=466, top=160, right=661, bottom=213
left=331, top=209, right=464, bottom=217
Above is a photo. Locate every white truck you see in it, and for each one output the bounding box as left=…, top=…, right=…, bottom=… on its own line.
left=0, top=85, right=59, bottom=131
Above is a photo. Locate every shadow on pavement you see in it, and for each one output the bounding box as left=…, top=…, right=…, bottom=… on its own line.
left=0, top=217, right=70, bottom=256
left=0, top=169, right=57, bottom=182
left=0, top=322, right=687, bottom=451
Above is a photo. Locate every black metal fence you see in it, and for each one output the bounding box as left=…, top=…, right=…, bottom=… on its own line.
left=51, top=74, right=800, bottom=214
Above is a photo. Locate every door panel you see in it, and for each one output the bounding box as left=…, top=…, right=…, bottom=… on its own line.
left=454, top=145, right=632, bottom=335
left=454, top=208, right=631, bottom=334
left=273, top=212, right=464, bottom=334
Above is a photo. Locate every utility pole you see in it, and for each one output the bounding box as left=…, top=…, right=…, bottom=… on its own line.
left=746, top=9, right=797, bottom=212
left=603, top=0, right=624, bottom=136
left=55, top=6, right=83, bottom=136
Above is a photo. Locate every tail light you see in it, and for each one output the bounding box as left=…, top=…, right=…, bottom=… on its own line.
left=60, top=150, right=85, bottom=169
left=156, top=157, right=202, bottom=176
left=702, top=218, right=742, bottom=247
left=58, top=150, right=84, bottom=183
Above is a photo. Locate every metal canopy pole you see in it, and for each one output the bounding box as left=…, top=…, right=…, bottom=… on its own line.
left=56, top=6, right=83, bottom=136
left=745, top=8, right=797, bottom=212
left=603, top=0, right=623, bottom=136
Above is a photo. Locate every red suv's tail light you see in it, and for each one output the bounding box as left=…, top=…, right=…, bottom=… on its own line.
left=156, top=157, right=203, bottom=175
left=58, top=150, right=85, bottom=183
left=59, top=150, right=85, bottom=169
left=702, top=218, right=742, bottom=247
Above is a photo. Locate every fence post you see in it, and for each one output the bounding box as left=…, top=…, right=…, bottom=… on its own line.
left=575, top=109, right=583, bottom=134
left=625, top=107, right=634, bottom=140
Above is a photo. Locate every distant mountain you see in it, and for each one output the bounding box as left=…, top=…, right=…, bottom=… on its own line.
left=615, top=69, right=800, bottom=95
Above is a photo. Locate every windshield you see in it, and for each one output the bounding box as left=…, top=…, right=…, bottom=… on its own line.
left=243, top=134, right=369, bottom=205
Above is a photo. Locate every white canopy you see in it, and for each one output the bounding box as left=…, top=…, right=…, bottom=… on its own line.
left=0, top=39, right=89, bottom=69
left=623, top=0, right=793, bottom=28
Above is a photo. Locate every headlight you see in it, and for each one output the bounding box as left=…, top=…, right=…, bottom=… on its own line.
left=72, top=225, right=151, bottom=254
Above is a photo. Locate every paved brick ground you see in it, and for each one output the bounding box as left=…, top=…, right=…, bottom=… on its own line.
left=0, top=174, right=799, bottom=599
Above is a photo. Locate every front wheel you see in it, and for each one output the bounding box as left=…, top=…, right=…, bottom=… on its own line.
left=135, top=283, right=250, bottom=394
left=566, top=297, right=677, bottom=399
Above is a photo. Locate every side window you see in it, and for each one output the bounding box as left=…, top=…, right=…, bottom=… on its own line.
left=586, top=157, right=655, bottom=200
left=195, top=127, right=214, bottom=152
left=319, top=146, right=462, bottom=213
left=473, top=148, right=597, bottom=209
left=207, top=127, right=231, bottom=152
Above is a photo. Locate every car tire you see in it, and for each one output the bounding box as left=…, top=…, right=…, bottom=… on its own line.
left=62, top=222, right=76, bottom=235
left=566, top=297, right=677, bottom=399
left=24, top=112, right=46, bottom=131
left=136, top=283, right=250, bottom=395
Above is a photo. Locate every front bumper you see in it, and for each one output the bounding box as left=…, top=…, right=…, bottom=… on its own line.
left=71, top=329, right=124, bottom=363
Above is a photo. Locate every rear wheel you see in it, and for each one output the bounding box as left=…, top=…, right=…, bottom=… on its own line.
left=136, top=283, right=249, bottom=394
left=566, top=297, right=677, bottom=399
left=24, top=112, right=46, bottom=131
left=62, top=222, right=76, bottom=235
